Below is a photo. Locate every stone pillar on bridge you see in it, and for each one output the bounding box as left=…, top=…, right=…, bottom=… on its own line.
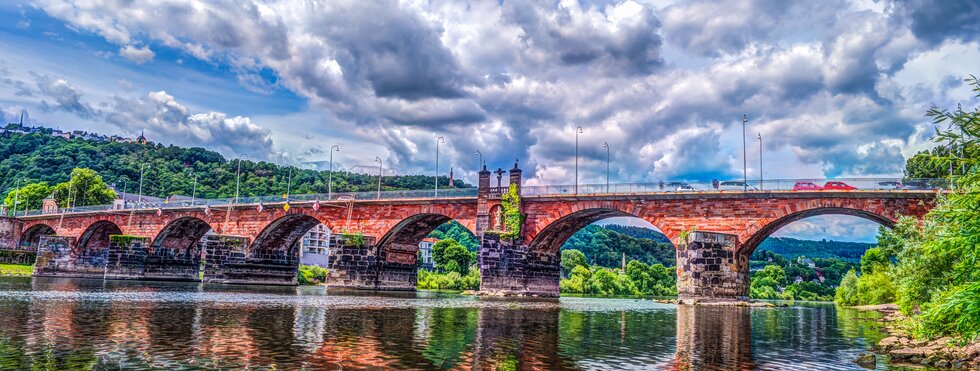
left=676, top=231, right=749, bottom=302
left=508, top=160, right=522, bottom=194
left=476, top=165, right=492, bottom=237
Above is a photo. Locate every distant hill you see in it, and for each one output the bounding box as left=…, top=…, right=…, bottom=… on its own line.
left=600, top=224, right=672, bottom=243
left=755, top=237, right=873, bottom=262
left=561, top=224, right=675, bottom=267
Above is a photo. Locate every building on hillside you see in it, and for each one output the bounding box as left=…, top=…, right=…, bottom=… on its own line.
left=136, top=130, right=148, bottom=145
left=111, top=190, right=163, bottom=210
left=299, top=224, right=331, bottom=267
left=796, top=256, right=816, bottom=268
left=418, top=238, right=437, bottom=270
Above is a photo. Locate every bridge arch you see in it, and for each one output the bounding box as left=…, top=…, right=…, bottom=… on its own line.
left=737, top=206, right=897, bottom=256
left=151, top=217, right=214, bottom=258
left=527, top=207, right=669, bottom=254
left=77, top=220, right=123, bottom=252
left=249, top=214, right=323, bottom=264
left=376, top=213, right=477, bottom=261
left=20, top=223, right=55, bottom=249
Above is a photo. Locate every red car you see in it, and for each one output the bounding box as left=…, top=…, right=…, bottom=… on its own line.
left=793, top=182, right=822, bottom=191
left=823, top=181, right=857, bottom=190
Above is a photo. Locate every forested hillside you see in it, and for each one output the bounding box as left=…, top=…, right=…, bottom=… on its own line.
left=0, top=130, right=470, bottom=208
left=560, top=224, right=675, bottom=267
left=757, top=237, right=874, bottom=262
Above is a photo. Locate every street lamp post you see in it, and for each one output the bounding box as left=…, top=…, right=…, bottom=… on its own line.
left=234, top=154, right=247, bottom=205
left=328, top=145, right=339, bottom=200
left=475, top=150, right=483, bottom=169
left=191, top=174, right=197, bottom=206
left=137, top=164, right=147, bottom=208
left=12, top=178, right=22, bottom=217
left=575, top=125, right=583, bottom=194
left=435, top=137, right=445, bottom=198
left=757, top=133, right=763, bottom=191
left=602, top=141, right=609, bottom=193
left=375, top=156, right=383, bottom=200
left=742, top=115, right=748, bottom=192
left=285, top=166, right=292, bottom=202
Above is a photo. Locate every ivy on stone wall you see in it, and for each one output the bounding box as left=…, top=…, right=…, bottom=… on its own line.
left=500, top=184, right=523, bottom=240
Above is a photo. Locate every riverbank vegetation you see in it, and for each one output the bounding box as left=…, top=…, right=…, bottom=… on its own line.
left=417, top=238, right=480, bottom=291
left=833, top=75, right=980, bottom=344
left=0, top=264, right=32, bottom=277
left=297, top=265, right=328, bottom=285
left=748, top=250, right=858, bottom=301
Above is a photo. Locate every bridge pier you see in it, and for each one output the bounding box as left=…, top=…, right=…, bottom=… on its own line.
left=478, top=233, right=560, bottom=297
left=676, top=231, right=749, bottom=302
left=105, top=236, right=202, bottom=281
left=33, top=235, right=107, bottom=278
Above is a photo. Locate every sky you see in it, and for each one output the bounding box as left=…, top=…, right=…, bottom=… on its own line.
left=0, top=0, right=977, bottom=242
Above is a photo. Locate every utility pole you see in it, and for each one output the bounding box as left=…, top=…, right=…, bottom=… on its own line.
left=575, top=125, right=583, bottom=194
left=742, top=115, right=748, bottom=192
left=328, top=145, right=339, bottom=200
left=137, top=164, right=146, bottom=208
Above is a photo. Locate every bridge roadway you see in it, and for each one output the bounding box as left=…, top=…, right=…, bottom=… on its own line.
left=3, top=168, right=939, bottom=300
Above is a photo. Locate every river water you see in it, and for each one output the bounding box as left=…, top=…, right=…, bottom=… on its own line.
left=0, top=277, right=900, bottom=370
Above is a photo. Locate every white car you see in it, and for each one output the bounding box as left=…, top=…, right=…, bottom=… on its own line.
left=718, top=181, right=758, bottom=191
left=675, top=184, right=698, bottom=192
left=876, top=181, right=903, bottom=190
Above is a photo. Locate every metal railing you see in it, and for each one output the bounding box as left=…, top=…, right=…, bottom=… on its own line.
left=521, top=178, right=949, bottom=196
left=11, top=178, right=946, bottom=217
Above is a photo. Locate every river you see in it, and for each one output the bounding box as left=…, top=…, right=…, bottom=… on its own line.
left=0, top=277, right=902, bottom=370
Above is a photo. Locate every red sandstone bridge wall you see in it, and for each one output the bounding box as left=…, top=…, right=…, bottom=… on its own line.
left=521, top=192, right=934, bottom=254
left=18, top=199, right=480, bottom=249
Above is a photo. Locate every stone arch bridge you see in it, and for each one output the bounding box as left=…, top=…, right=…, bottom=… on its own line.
left=5, top=166, right=936, bottom=300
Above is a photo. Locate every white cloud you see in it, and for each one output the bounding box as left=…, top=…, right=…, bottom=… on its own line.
left=118, top=44, right=154, bottom=64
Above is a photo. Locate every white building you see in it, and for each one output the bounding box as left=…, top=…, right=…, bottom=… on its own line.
left=299, top=224, right=331, bottom=267
left=418, top=238, right=437, bottom=270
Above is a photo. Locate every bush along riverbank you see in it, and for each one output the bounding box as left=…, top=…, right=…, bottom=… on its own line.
left=856, top=304, right=980, bottom=369
left=0, top=264, right=32, bottom=277
left=297, top=265, right=328, bottom=285
left=835, top=76, right=980, bottom=369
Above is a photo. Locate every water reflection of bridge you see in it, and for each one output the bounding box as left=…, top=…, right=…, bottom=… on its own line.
left=0, top=281, right=875, bottom=369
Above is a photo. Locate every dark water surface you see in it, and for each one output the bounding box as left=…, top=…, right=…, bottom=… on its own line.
left=0, top=277, right=898, bottom=370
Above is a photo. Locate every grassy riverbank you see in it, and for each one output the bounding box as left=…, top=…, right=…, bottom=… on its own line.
left=0, top=264, right=33, bottom=277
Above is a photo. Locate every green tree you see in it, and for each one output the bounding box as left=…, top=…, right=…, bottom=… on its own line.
left=756, top=265, right=787, bottom=286
left=49, top=168, right=116, bottom=207
left=433, top=239, right=473, bottom=274
left=860, top=247, right=890, bottom=275
left=835, top=269, right=859, bottom=306
left=3, top=181, right=51, bottom=211
left=561, top=249, right=587, bottom=277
